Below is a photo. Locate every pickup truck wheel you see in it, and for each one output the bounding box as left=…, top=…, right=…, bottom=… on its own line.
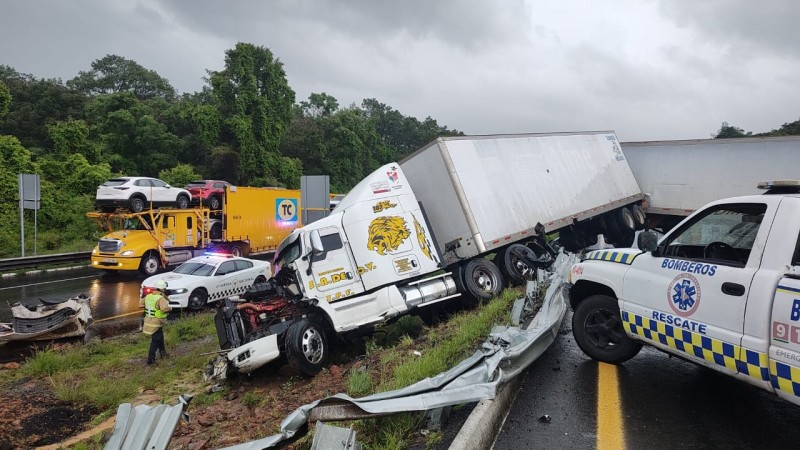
left=209, top=195, right=221, bottom=210
left=176, top=195, right=189, bottom=209
left=188, top=289, right=208, bottom=310
left=573, top=295, right=642, bottom=364
left=139, top=252, right=161, bottom=276
left=129, top=196, right=146, bottom=213
left=286, top=318, right=330, bottom=376
left=461, top=259, right=504, bottom=306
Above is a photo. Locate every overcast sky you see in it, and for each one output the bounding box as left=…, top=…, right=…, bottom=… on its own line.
left=2, top=0, right=799, bottom=141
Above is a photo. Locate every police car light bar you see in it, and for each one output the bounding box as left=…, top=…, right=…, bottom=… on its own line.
left=757, top=180, right=800, bottom=195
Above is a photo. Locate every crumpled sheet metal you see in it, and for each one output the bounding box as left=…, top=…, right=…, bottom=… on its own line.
left=221, top=252, right=578, bottom=450
left=104, top=395, right=192, bottom=450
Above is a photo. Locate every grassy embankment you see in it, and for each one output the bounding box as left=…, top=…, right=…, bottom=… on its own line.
left=2, top=287, right=521, bottom=449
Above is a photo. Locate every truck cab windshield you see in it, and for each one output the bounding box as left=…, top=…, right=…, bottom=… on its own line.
left=274, top=238, right=302, bottom=274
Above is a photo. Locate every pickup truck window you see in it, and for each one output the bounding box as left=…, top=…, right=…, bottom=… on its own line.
left=662, top=203, right=766, bottom=267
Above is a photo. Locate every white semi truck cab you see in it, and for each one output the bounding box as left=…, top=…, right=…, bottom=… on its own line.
left=568, top=180, right=800, bottom=406
left=215, top=164, right=460, bottom=376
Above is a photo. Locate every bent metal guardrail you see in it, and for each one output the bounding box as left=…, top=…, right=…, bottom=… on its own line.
left=0, top=251, right=91, bottom=272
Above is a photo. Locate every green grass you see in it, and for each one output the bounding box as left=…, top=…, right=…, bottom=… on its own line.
left=354, top=288, right=520, bottom=448
left=347, top=369, right=373, bottom=397
left=14, top=313, right=218, bottom=410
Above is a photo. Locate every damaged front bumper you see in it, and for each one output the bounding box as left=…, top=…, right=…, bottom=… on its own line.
left=227, top=334, right=281, bottom=374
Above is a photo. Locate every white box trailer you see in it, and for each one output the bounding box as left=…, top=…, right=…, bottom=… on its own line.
left=400, top=131, right=645, bottom=261
left=623, top=136, right=800, bottom=228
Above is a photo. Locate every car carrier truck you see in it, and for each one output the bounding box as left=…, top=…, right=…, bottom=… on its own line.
left=213, top=131, right=647, bottom=376
left=623, top=135, right=800, bottom=231
left=87, top=187, right=301, bottom=276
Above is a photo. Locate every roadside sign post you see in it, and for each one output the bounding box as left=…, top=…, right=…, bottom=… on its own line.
left=18, top=173, right=41, bottom=257
left=301, top=175, right=331, bottom=225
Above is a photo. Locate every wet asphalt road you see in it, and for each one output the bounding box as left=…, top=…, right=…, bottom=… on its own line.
left=493, top=312, right=800, bottom=449
left=0, top=267, right=158, bottom=362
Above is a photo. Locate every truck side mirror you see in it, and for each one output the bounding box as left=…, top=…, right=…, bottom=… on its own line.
left=310, top=230, right=324, bottom=255
left=637, top=231, right=659, bottom=253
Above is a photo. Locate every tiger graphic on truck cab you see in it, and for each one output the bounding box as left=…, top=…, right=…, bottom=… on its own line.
left=367, top=216, right=410, bottom=256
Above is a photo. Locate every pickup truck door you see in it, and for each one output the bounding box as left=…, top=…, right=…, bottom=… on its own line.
left=622, top=202, right=768, bottom=376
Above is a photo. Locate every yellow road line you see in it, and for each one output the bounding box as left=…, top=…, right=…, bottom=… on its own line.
left=93, top=310, right=143, bottom=323
left=597, top=362, right=625, bottom=450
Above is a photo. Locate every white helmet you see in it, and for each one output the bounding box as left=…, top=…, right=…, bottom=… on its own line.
left=154, top=279, right=168, bottom=290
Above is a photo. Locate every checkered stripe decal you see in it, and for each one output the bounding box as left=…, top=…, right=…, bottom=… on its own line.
left=209, top=285, right=249, bottom=301
left=770, top=360, right=800, bottom=396
left=585, top=250, right=636, bottom=265
left=621, top=311, right=769, bottom=381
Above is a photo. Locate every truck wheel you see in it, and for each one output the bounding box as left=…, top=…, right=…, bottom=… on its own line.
left=285, top=318, right=330, bottom=376
left=631, top=204, right=646, bottom=230
left=139, top=252, right=161, bottom=276
left=615, top=207, right=636, bottom=234
left=188, top=289, right=208, bottom=310
left=499, top=243, right=536, bottom=286
left=460, top=259, right=504, bottom=306
left=230, top=246, right=243, bottom=257
left=573, top=295, right=642, bottom=364
left=209, top=195, right=221, bottom=210
left=129, top=196, right=146, bottom=213
left=209, top=222, right=222, bottom=240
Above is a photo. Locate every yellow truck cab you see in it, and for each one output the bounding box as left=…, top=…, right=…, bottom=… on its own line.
left=88, top=186, right=301, bottom=276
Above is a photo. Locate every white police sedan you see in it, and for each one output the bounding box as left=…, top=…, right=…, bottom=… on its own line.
left=141, top=254, right=271, bottom=310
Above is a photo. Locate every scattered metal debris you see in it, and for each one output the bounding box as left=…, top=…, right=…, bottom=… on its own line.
left=538, top=414, right=552, bottom=423
left=104, top=394, right=192, bottom=450
left=310, top=421, right=361, bottom=450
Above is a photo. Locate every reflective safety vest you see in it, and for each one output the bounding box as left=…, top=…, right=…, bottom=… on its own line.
left=144, top=293, right=168, bottom=319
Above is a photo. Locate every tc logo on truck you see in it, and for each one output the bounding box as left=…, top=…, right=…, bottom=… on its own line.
left=668, top=273, right=701, bottom=317
left=276, top=198, right=298, bottom=222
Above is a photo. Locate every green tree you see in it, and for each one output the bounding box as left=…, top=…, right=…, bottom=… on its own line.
left=0, top=81, right=10, bottom=119
left=0, top=136, right=37, bottom=256
left=714, top=121, right=751, bottom=139
left=48, top=119, right=102, bottom=163
left=85, top=92, right=180, bottom=175
left=300, top=92, right=339, bottom=117
left=67, top=54, right=176, bottom=100
left=159, top=163, right=202, bottom=187
left=754, top=118, right=800, bottom=137
left=206, top=145, right=242, bottom=183
left=0, top=65, right=87, bottom=149
left=209, top=42, right=295, bottom=185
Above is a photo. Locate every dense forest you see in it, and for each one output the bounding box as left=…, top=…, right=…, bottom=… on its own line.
left=0, top=42, right=462, bottom=257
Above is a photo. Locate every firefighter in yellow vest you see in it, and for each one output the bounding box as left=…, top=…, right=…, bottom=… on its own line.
left=140, top=279, right=173, bottom=365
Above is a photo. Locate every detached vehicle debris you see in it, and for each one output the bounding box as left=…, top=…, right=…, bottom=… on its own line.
left=569, top=180, right=800, bottom=406
left=212, top=132, right=646, bottom=377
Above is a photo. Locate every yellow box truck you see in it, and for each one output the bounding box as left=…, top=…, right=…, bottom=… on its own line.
left=87, top=187, right=301, bottom=276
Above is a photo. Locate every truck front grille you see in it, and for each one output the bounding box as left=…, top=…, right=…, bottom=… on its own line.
left=98, top=239, right=121, bottom=253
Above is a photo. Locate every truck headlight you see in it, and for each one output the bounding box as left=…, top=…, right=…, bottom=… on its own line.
left=172, top=288, right=188, bottom=294
left=92, top=248, right=97, bottom=255
left=120, top=250, right=135, bottom=257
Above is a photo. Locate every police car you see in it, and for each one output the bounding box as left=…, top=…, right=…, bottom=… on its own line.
left=141, top=254, right=271, bottom=310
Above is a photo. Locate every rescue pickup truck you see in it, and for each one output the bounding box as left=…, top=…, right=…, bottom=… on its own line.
left=568, top=180, right=800, bottom=406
